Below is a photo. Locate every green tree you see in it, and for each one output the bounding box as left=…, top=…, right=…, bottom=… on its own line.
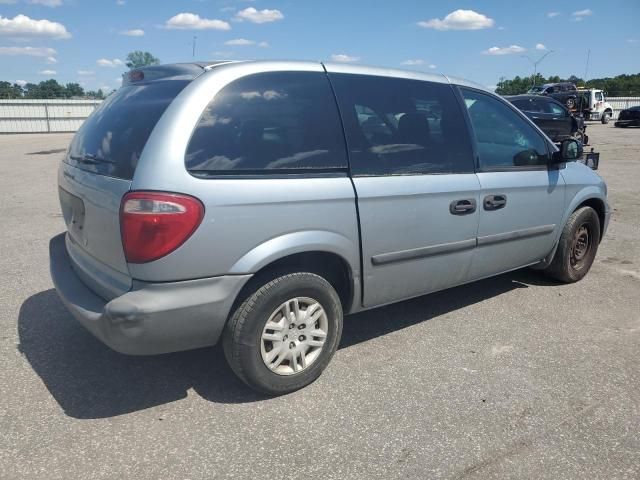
left=495, top=72, right=640, bottom=96
left=125, top=51, right=160, bottom=70
left=85, top=89, right=105, bottom=100
left=23, top=79, right=66, bottom=99
left=0, top=81, right=24, bottom=98
left=64, top=82, right=85, bottom=98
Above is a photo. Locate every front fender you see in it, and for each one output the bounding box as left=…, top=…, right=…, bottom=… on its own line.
left=557, top=185, right=609, bottom=245
left=228, top=230, right=359, bottom=276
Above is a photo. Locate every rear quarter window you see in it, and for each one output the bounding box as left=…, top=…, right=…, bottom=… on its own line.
left=66, top=80, right=188, bottom=179
left=185, top=71, right=348, bottom=175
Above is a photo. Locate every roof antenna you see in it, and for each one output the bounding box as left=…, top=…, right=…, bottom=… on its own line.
left=192, top=36, right=197, bottom=59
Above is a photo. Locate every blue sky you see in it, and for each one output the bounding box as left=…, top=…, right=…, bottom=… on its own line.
left=1, top=0, right=638, bottom=92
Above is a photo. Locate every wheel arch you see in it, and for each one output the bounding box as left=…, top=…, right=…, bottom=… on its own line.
left=228, top=231, right=360, bottom=314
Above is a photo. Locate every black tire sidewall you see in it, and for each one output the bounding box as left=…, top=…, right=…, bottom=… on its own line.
left=225, top=273, right=343, bottom=395
left=553, top=207, right=600, bottom=282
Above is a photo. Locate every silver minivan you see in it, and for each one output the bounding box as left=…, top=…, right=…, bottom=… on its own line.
left=50, top=60, right=611, bottom=394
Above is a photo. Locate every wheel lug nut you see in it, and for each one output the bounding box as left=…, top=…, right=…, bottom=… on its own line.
left=289, top=323, right=295, bottom=329
left=289, top=342, right=295, bottom=349
left=283, top=335, right=288, bottom=341
left=299, top=335, right=306, bottom=341
left=298, top=324, right=306, bottom=330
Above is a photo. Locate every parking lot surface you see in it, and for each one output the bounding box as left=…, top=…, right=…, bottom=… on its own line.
left=1, top=124, right=639, bottom=479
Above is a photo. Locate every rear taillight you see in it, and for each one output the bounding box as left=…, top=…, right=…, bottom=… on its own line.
left=120, top=191, right=204, bottom=264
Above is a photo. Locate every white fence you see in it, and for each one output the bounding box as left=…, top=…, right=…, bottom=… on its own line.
left=606, top=97, right=640, bottom=119
left=0, top=99, right=102, bottom=133
left=1, top=96, right=640, bottom=134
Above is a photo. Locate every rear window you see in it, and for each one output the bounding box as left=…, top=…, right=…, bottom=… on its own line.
left=66, top=80, right=188, bottom=179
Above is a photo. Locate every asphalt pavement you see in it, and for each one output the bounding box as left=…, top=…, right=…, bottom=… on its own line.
left=0, top=124, right=638, bottom=479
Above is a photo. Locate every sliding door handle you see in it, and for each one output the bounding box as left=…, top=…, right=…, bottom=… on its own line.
left=450, top=199, right=477, bottom=215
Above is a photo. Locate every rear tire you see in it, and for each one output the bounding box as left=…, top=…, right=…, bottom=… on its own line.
left=601, top=112, right=611, bottom=124
left=223, top=272, right=343, bottom=395
left=544, top=206, right=600, bottom=283
left=566, top=97, right=576, bottom=109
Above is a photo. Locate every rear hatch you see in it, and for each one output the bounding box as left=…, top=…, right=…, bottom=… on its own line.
left=58, top=64, right=201, bottom=299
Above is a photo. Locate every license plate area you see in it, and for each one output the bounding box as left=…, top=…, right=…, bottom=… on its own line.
left=59, top=187, right=86, bottom=244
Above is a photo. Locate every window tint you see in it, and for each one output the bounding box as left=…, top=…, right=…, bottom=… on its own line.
left=66, top=80, right=189, bottom=179
left=512, top=97, right=545, bottom=113
left=330, top=74, right=474, bottom=176
left=461, top=88, right=550, bottom=169
left=185, top=72, right=347, bottom=174
left=546, top=101, right=566, bottom=115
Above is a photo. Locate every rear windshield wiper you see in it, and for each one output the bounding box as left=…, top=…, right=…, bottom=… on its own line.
left=69, top=154, right=116, bottom=165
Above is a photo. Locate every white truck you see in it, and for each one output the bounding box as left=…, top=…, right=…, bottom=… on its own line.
left=576, top=88, right=614, bottom=124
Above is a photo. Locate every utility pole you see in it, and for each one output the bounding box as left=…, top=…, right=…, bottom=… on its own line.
left=192, top=36, right=197, bottom=59
left=521, top=50, right=554, bottom=88
left=583, top=49, right=591, bottom=82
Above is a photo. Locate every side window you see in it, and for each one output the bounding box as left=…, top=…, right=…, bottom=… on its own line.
left=330, top=73, right=474, bottom=176
left=185, top=72, right=347, bottom=174
left=546, top=101, right=566, bottom=116
left=595, top=92, right=603, bottom=101
left=461, top=88, right=550, bottom=169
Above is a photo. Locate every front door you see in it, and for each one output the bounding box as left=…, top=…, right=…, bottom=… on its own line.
left=460, top=88, right=565, bottom=280
left=328, top=72, right=480, bottom=307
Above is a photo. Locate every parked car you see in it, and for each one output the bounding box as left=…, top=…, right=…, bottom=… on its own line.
left=528, top=82, right=579, bottom=109
left=506, top=94, right=586, bottom=143
left=614, top=105, right=640, bottom=127
left=50, top=61, right=611, bottom=394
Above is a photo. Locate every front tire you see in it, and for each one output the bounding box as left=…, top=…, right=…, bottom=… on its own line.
left=544, top=206, right=600, bottom=283
left=223, top=272, right=343, bottom=395
left=601, top=112, right=611, bottom=124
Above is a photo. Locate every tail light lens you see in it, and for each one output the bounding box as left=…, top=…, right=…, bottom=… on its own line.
left=120, top=191, right=204, bottom=263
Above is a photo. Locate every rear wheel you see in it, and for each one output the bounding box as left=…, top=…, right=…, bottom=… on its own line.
left=566, top=97, right=576, bottom=109
left=223, top=272, right=343, bottom=395
left=601, top=112, right=611, bottom=124
left=544, top=206, right=600, bottom=283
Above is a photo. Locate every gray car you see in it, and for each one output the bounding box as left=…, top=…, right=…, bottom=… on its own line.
left=50, top=60, right=611, bottom=394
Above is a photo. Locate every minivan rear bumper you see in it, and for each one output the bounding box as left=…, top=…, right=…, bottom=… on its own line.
left=49, top=233, right=251, bottom=355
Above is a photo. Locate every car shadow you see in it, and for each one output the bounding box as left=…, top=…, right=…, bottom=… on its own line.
left=18, top=268, right=555, bottom=419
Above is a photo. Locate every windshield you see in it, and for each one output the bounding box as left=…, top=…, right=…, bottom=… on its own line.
left=65, top=80, right=189, bottom=179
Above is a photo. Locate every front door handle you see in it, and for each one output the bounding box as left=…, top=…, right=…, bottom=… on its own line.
left=450, top=199, right=477, bottom=215
left=484, top=194, right=507, bottom=211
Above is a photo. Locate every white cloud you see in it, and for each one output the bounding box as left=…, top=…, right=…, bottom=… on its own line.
left=224, top=38, right=254, bottom=46
left=97, top=58, right=124, bottom=67
left=45, top=55, right=57, bottom=63
left=571, top=9, right=592, bottom=21
left=258, top=41, right=269, bottom=48
left=77, top=70, right=94, bottom=75
left=0, top=14, right=71, bottom=39
left=116, top=0, right=126, bottom=4
left=28, top=0, right=63, bottom=6
left=572, top=9, right=593, bottom=17
left=0, top=45, right=56, bottom=57
left=120, top=28, right=144, bottom=36
left=401, top=59, right=424, bottom=66
left=165, top=13, right=231, bottom=30
left=235, top=7, right=284, bottom=24
left=428, top=64, right=437, bottom=69
left=547, top=12, right=560, bottom=18
left=535, top=43, right=547, bottom=50
left=0, top=0, right=18, bottom=3
left=39, top=69, right=56, bottom=75
left=418, top=9, right=494, bottom=31
left=628, top=38, right=638, bottom=44
left=482, top=45, right=526, bottom=55
left=331, top=53, right=360, bottom=63
left=15, top=79, right=27, bottom=86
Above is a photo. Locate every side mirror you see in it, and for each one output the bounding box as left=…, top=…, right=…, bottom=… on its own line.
left=552, top=138, right=583, bottom=163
